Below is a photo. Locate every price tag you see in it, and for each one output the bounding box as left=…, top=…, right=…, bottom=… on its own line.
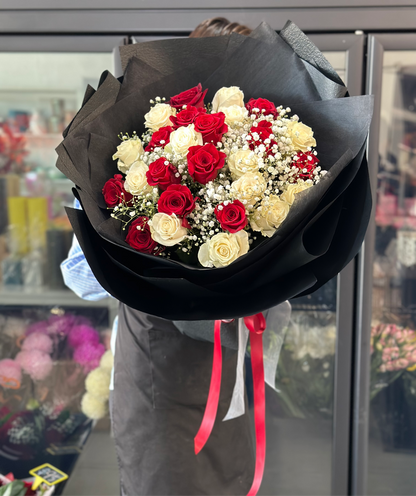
left=29, top=463, right=68, bottom=490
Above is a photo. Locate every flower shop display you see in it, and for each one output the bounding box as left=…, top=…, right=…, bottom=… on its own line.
left=0, top=123, right=28, bottom=175
left=370, top=322, right=416, bottom=399
left=0, top=311, right=109, bottom=482
left=81, top=350, right=113, bottom=420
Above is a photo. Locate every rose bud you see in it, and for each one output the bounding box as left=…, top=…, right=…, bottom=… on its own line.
left=145, top=126, right=172, bottom=152
left=102, top=174, right=133, bottom=208
left=215, top=200, right=248, bottom=233
left=170, top=83, right=208, bottom=110
left=246, top=97, right=278, bottom=118
left=294, top=152, right=320, bottom=180
left=169, top=106, right=206, bottom=129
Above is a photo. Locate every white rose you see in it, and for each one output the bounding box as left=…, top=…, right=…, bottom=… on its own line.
left=149, top=213, right=188, bottom=247
left=164, top=124, right=203, bottom=157
left=287, top=121, right=316, bottom=152
left=212, top=87, right=244, bottom=112
left=219, top=105, right=248, bottom=127
left=112, top=137, right=144, bottom=174
left=144, top=103, right=176, bottom=132
left=198, top=230, right=249, bottom=268
left=280, top=182, right=313, bottom=205
left=230, top=172, right=267, bottom=209
left=124, top=161, right=153, bottom=196
left=228, top=150, right=259, bottom=180
left=250, top=195, right=290, bottom=238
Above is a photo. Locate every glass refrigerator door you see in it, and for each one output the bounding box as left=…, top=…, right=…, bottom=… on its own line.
left=0, top=40, right=120, bottom=484
left=363, top=37, right=416, bottom=496
left=257, top=35, right=364, bottom=496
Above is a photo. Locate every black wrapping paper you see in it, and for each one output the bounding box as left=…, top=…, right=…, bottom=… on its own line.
left=57, top=21, right=373, bottom=321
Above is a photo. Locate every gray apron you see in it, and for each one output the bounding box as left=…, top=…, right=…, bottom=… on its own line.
left=112, top=303, right=255, bottom=495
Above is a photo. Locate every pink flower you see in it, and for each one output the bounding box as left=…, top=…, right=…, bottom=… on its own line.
left=26, top=320, right=49, bottom=336
left=382, top=347, right=393, bottom=361
left=0, top=359, right=22, bottom=389
left=49, top=315, right=91, bottom=335
left=68, top=325, right=100, bottom=349
left=73, top=342, right=105, bottom=373
left=396, top=358, right=409, bottom=369
left=22, top=332, right=53, bottom=354
left=15, top=350, right=53, bottom=381
left=391, top=347, right=400, bottom=359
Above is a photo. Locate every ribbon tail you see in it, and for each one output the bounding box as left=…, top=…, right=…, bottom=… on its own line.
left=247, top=328, right=266, bottom=496
left=263, top=301, right=291, bottom=392
left=194, top=319, right=222, bottom=455
left=223, top=318, right=249, bottom=421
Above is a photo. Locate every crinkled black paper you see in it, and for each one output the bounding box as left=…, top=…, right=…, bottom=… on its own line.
left=57, top=21, right=373, bottom=321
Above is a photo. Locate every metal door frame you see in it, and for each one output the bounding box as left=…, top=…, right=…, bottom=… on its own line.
left=352, top=32, right=416, bottom=496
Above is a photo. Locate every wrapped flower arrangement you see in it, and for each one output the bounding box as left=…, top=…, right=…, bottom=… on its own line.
left=56, top=21, right=373, bottom=495
left=58, top=21, right=372, bottom=322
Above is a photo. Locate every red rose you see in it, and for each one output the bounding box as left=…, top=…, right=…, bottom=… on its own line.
left=194, top=112, right=228, bottom=144
left=170, top=84, right=208, bottom=110
left=126, top=216, right=162, bottom=254
left=215, top=200, right=248, bottom=233
left=187, top=144, right=226, bottom=184
left=146, top=157, right=181, bottom=191
left=246, top=97, right=278, bottom=118
left=102, top=174, right=133, bottom=208
left=170, top=106, right=206, bottom=129
left=248, top=120, right=277, bottom=152
left=158, top=184, right=196, bottom=218
left=250, top=120, right=273, bottom=141
left=294, top=152, right=320, bottom=180
left=145, top=126, right=172, bottom=152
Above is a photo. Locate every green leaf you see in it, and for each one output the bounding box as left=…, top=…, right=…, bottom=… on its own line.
left=0, top=481, right=28, bottom=496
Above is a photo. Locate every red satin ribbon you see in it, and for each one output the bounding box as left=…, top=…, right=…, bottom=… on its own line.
left=194, top=314, right=267, bottom=496
left=243, top=314, right=266, bottom=496
left=194, top=319, right=223, bottom=455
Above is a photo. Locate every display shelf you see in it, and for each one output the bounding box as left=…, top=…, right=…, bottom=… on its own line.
left=0, top=284, right=116, bottom=308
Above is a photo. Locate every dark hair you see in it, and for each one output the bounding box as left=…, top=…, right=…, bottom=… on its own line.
left=189, top=17, right=252, bottom=38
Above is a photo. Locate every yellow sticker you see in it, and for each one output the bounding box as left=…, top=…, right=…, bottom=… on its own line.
left=29, top=463, right=68, bottom=490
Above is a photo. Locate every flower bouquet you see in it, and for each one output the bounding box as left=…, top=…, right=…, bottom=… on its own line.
left=56, top=21, right=373, bottom=495
left=370, top=322, right=416, bottom=399
left=57, top=21, right=373, bottom=321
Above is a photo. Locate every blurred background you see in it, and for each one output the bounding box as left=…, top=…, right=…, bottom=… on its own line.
left=0, top=1, right=416, bottom=495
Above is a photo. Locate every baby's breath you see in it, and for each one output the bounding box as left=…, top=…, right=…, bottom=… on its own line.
left=109, top=94, right=325, bottom=262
